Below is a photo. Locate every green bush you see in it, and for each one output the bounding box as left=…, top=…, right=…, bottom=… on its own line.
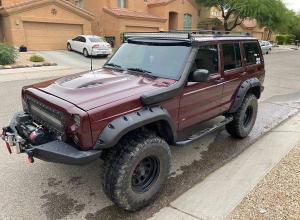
left=29, top=55, right=45, bottom=62
left=276, top=34, right=296, bottom=45
left=0, top=43, right=18, bottom=65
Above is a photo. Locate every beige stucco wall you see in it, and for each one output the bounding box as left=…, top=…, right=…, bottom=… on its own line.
left=2, top=1, right=92, bottom=47
left=148, top=0, right=199, bottom=31
left=0, top=16, right=3, bottom=42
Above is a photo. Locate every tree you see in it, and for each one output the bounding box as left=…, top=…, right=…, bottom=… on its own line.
left=196, top=0, right=290, bottom=32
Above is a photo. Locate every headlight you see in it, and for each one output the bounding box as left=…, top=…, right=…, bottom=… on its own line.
left=72, top=114, right=81, bottom=128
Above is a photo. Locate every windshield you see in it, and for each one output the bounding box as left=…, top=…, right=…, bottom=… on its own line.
left=105, top=43, right=192, bottom=80
left=89, top=37, right=104, bottom=43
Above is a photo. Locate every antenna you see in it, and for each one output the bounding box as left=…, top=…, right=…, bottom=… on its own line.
left=90, top=46, right=94, bottom=71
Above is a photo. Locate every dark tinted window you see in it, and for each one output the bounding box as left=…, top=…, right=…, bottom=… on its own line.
left=222, top=43, right=242, bottom=71
left=244, top=42, right=261, bottom=65
left=193, top=45, right=219, bottom=74
left=80, top=37, right=86, bottom=43
left=73, top=36, right=81, bottom=41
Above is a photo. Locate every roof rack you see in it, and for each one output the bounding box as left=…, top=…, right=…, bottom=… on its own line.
left=123, top=30, right=252, bottom=42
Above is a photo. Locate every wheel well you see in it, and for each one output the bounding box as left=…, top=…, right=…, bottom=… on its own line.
left=114, top=120, right=175, bottom=146
left=145, top=120, right=175, bottom=144
left=247, top=86, right=261, bottom=99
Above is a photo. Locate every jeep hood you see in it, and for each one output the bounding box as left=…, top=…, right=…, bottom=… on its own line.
left=31, top=68, right=176, bottom=111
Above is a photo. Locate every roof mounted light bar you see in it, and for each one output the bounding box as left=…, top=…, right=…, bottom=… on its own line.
left=123, top=30, right=252, bottom=42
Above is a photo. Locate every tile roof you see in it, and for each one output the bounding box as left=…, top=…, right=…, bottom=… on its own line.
left=242, top=19, right=257, bottom=28
left=148, top=0, right=198, bottom=8
left=103, top=7, right=166, bottom=21
left=0, top=0, right=94, bottom=17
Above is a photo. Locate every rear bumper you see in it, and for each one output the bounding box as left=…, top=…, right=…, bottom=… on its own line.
left=2, top=113, right=102, bottom=165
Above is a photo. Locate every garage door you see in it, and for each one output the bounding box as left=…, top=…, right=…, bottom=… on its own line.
left=24, top=22, right=83, bottom=50
left=125, top=26, right=159, bottom=32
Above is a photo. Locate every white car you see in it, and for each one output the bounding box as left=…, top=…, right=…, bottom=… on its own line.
left=67, top=35, right=112, bottom=57
left=259, top=40, right=272, bottom=54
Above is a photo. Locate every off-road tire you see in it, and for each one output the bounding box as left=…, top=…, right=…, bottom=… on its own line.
left=226, top=94, right=258, bottom=138
left=102, top=132, right=171, bottom=211
left=83, top=48, right=89, bottom=57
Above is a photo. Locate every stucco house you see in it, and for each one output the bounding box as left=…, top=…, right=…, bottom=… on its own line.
left=0, top=0, right=200, bottom=50
left=198, top=6, right=271, bottom=40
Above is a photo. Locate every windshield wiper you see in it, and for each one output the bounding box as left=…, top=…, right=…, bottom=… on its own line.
left=127, top=68, right=156, bottom=78
left=104, top=63, right=124, bottom=71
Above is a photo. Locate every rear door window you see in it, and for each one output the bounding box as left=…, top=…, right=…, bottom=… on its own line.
left=222, top=43, right=242, bottom=71
left=244, top=42, right=261, bottom=65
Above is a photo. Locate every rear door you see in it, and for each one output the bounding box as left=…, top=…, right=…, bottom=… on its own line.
left=179, top=44, right=224, bottom=129
left=220, top=42, right=246, bottom=112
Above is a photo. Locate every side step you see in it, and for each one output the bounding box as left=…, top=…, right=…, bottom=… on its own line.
left=175, top=117, right=233, bottom=146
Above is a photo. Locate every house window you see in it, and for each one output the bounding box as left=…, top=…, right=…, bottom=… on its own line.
left=75, top=0, right=83, bottom=8
left=118, top=0, right=127, bottom=8
left=183, top=14, right=192, bottom=31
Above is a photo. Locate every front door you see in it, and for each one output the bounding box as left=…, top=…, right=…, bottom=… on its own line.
left=179, top=44, right=224, bottom=129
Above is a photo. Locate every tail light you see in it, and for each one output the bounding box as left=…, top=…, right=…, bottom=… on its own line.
left=92, top=44, right=100, bottom=49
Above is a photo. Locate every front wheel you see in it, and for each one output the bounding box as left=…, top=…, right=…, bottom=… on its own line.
left=226, top=94, right=258, bottom=138
left=102, top=133, right=171, bottom=211
left=67, top=43, right=72, bottom=51
left=83, top=48, right=89, bottom=57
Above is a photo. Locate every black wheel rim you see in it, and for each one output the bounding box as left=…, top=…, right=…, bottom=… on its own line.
left=132, top=156, right=160, bottom=193
left=243, top=106, right=253, bottom=127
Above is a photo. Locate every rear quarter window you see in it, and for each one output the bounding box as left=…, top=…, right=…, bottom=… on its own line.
left=244, top=42, right=262, bottom=65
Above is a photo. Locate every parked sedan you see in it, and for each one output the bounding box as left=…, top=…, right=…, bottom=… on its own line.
left=259, top=40, right=272, bottom=54
left=67, top=35, right=112, bottom=57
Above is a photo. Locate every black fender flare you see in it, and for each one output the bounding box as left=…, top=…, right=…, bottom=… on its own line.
left=228, top=78, right=262, bottom=113
left=93, top=106, right=176, bottom=149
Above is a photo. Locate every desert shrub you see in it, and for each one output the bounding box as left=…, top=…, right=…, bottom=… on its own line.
left=29, top=55, right=45, bottom=62
left=0, top=43, right=18, bottom=65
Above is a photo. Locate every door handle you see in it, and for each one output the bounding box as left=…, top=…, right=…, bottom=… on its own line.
left=241, top=72, right=247, bottom=76
left=215, top=78, right=224, bottom=83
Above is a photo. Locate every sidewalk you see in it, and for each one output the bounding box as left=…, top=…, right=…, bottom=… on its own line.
left=0, top=66, right=83, bottom=83
left=149, top=113, right=300, bottom=220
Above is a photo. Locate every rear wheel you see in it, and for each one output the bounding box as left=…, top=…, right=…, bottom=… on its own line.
left=83, top=48, right=89, bottom=57
left=102, top=132, right=171, bottom=211
left=226, top=94, right=258, bottom=138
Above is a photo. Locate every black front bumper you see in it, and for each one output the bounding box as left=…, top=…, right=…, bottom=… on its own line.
left=2, top=113, right=102, bottom=165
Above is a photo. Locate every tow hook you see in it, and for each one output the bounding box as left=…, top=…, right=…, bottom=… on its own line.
left=26, top=150, right=34, bottom=164
left=2, top=130, right=12, bottom=154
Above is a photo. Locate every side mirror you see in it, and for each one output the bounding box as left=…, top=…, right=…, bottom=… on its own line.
left=190, top=69, right=210, bottom=82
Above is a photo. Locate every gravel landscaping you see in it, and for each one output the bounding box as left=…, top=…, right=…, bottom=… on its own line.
left=0, top=52, right=57, bottom=69
left=227, top=144, right=300, bottom=220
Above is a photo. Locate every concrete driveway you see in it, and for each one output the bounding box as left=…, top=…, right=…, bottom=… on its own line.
left=37, top=50, right=108, bottom=70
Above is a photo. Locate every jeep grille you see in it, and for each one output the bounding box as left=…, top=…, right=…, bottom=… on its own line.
left=27, top=96, right=64, bottom=135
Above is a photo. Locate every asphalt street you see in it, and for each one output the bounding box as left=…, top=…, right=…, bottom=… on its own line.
left=0, top=50, right=300, bottom=220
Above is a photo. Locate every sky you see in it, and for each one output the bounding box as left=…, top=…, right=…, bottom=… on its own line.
left=284, top=0, right=300, bottom=12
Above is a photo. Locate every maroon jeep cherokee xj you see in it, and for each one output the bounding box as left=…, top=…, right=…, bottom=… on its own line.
left=2, top=31, right=265, bottom=211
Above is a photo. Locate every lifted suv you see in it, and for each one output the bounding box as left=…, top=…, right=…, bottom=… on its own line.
left=2, top=31, right=264, bottom=211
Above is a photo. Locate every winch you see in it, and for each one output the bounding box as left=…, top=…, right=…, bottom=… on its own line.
left=15, top=113, right=50, bottom=145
